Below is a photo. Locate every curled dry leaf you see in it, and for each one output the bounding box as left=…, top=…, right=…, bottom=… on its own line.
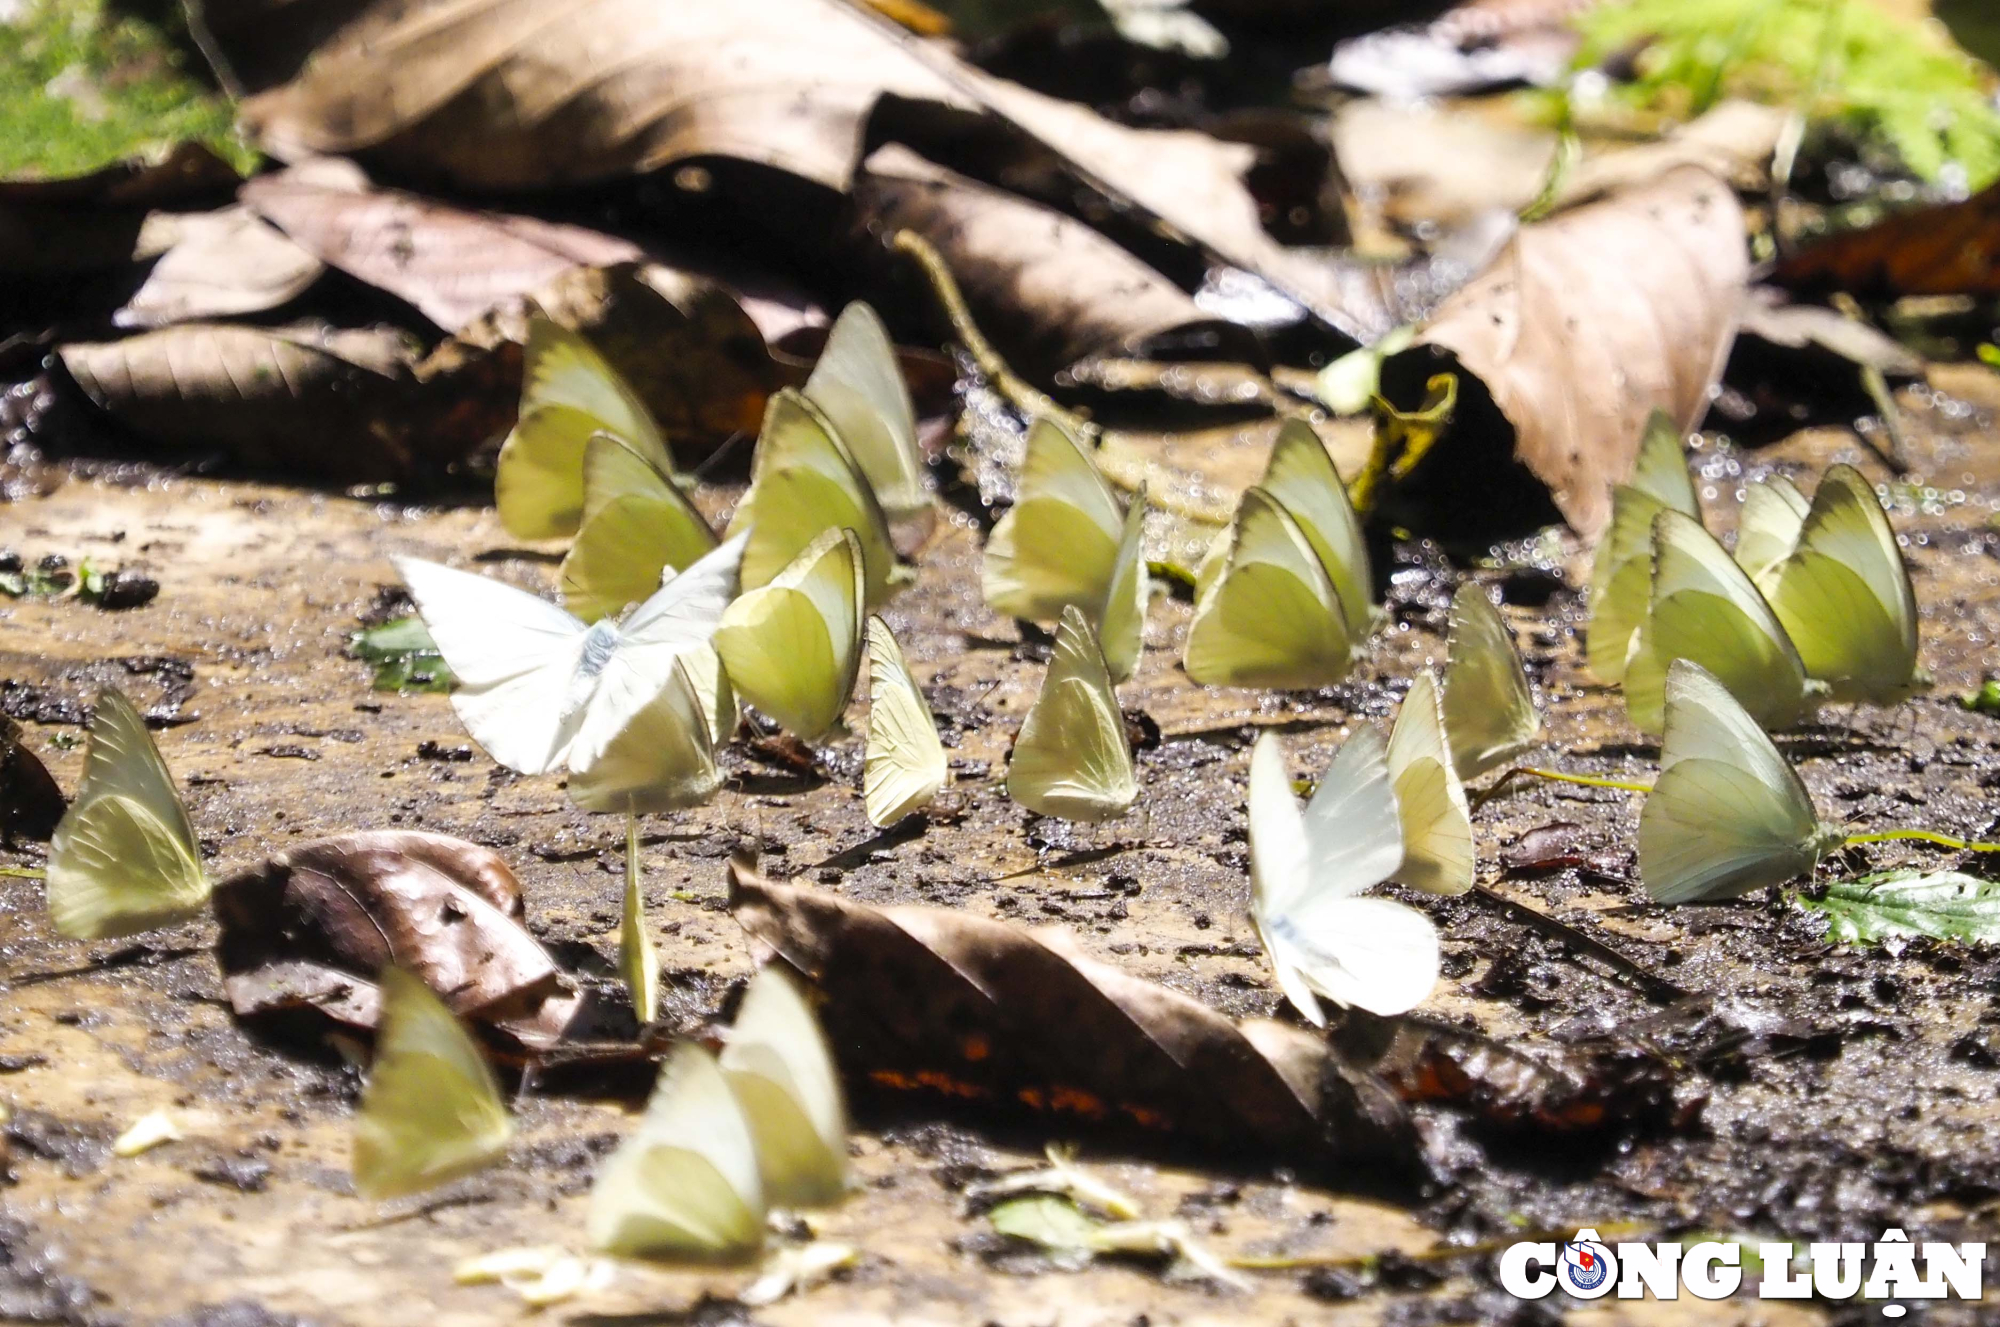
left=240, top=159, right=644, bottom=332
left=1381, top=166, right=1748, bottom=540
left=212, top=831, right=579, bottom=1049
left=1773, top=181, right=2000, bottom=299
left=118, top=207, right=325, bottom=328
left=857, top=146, right=1227, bottom=372
left=728, top=858, right=1426, bottom=1183
left=58, top=323, right=462, bottom=483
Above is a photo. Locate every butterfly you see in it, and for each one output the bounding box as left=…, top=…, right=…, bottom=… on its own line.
left=1623, top=509, right=1825, bottom=735
left=1386, top=670, right=1474, bottom=896
left=1733, top=473, right=1810, bottom=587
left=1007, top=605, right=1139, bottom=822
left=392, top=535, right=742, bottom=809
left=1763, top=464, right=1928, bottom=706
left=1441, top=584, right=1542, bottom=780
left=982, top=418, right=1150, bottom=683
left=1639, top=659, right=1843, bottom=903
left=560, top=432, right=719, bottom=625
left=351, top=967, right=514, bottom=1201
left=1247, top=728, right=1439, bottom=1023
left=803, top=302, right=929, bottom=519
left=1586, top=410, right=1701, bottom=684
left=1197, top=420, right=1378, bottom=642
left=45, top=688, right=208, bottom=940
left=716, top=966, right=850, bottom=1208
left=495, top=318, right=678, bottom=540
left=621, top=820, right=660, bottom=1026
left=728, top=389, right=902, bottom=609
left=863, top=618, right=948, bottom=827
left=712, top=528, right=865, bottom=742
left=1184, top=488, right=1356, bottom=689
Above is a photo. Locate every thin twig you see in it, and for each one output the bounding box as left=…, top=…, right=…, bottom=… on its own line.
left=1472, top=883, right=1689, bottom=1002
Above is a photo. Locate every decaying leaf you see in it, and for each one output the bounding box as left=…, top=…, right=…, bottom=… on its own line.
left=213, top=831, right=580, bottom=1048
left=57, top=322, right=482, bottom=483
left=0, top=717, right=65, bottom=844
left=1381, top=166, right=1749, bottom=540
left=1800, top=870, right=2000, bottom=946
left=240, top=159, right=644, bottom=332
left=1774, top=181, right=2000, bottom=299
left=1, top=143, right=245, bottom=276
left=117, top=207, right=325, bottom=328
left=856, top=147, right=1225, bottom=372
left=727, top=858, right=1425, bottom=1183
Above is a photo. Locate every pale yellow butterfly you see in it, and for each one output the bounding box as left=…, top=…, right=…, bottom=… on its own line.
left=863, top=617, right=948, bottom=827
left=620, top=819, right=660, bottom=1026
left=351, top=967, right=514, bottom=1201
left=1441, top=584, right=1541, bottom=781
left=1586, top=411, right=1701, bottom=684
left=496, top=318, right=677, bottom=540
left=717, top=966, right=850, bottom=1208
left=803, top=302, right=928, bottom=518
left=588, top=1042, right=767, bottom=1262
left=728, top=389, right=901, bottom=609
left=1765, top=464, right=1928, bottom=706
left=46, top=688, right=208, bottom=940
left=1386, top=670, right=1474, bottom=895
left=1248, top=728, right=1437, bottom=1023
left=1007, top=606, right=1138, bottom=822
left=560, top=432, right=719, bottom=625
left=1639, top=659, right=1841, bottom=903
left=1184, top=488, right=1354, bottom=689
left=712, top=528, right=865, bottom=741
left=1733, top=474, right=1810, bottom=588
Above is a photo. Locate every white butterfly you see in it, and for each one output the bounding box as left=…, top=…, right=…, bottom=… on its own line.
left=1247, top=729, right=1439, bottom=1023
left=392, top=535, right=743, bottom=800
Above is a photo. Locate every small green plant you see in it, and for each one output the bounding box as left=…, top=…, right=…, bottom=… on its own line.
left=348, top=618, right=457, bottom=694
left=1574, top=0, right=2000, bottom=189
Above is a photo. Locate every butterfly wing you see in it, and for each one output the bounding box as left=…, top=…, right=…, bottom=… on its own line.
left=1183, top=489, right=1354, bottom=689
left=1267, top=894, right=1440, bottom=1017
left=1246, top=732, right=1326, bottom=1026
left=1586, top=484, right=1669, bottom=684
left=863, top=618, right=948, bottom=827
left=566, top=658, right=722, bottom=814
left=351, top=969, right=513, bottom=1201
left=1007, top=606, right=1137, bottom=822
left=731, top=390, right=899, bottom=607
left=983, top=417, right=1125, bottom=622
left=393, top=556, right=589, bottom=774
left=495, top=319, right=674, bottom=539
left=1096, top=487, right=1150, bottom=684
left=712, top=529, right=863, bottom=741
left=1627, top=409, right=1701, bottom=515
left=1767, top=465, right=1922, bottom=704
left=1299, top=724, right=1404, bottom=901
left=1385, top=671, right=1474, bottom=896
left=620, top=824, right=661, bottom=1026
left=47, top=794, right=208, bottom=939
left=718, top=967, right=850, bottom=1208
left=1442, top=584, right=1541, bottom=779
left=1260, top=419, right=1375, bottom=639
left=79, top=689, right=196, bottom=851
left=1639, top=758, right=1826, bottom=903
left=561, top=433, right=718, bottom=623
left=1733, top=475, right=1810, bottom=587
left=588, top=1043, right=766, bottom=1261
left=803, top=302, right=927, bottom=517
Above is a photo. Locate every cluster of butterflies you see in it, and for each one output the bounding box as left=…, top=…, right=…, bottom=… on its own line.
left=1586, top=411, right=1928, bottom=734
left=357, top=960, right=852, bottom=1264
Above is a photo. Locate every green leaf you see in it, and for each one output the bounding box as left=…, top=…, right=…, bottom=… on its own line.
left=347, top=617, right=456, bottom=694
left=1800, top=869, right=2000, bottom=944
left=988, top=1195, right=1104, bottom=1252
left=1960, top=679, right=2000, bottom=715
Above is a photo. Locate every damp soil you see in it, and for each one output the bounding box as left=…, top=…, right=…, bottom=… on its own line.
left=5, top=370, right=2000, bottom=1325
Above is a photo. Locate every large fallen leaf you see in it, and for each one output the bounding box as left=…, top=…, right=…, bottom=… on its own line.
left=240, top=159, right=644, bottom=331
left=727, top=859, right=1425, bottom=1183
left=857, top=147, right=1223, bottom=371
left=1773, top=181, right=2000, bottom=299
left=117, top=206, right=325, bottom=328
left=1381, top=165, right=1748, bottom=540
left=231, top=0, right=1379, bottom=337
left=213, top=831, right=580, bottom=1048
left=1798, top=870, right=2000, bottom=946
left=58, top=323, right=459, bottom=482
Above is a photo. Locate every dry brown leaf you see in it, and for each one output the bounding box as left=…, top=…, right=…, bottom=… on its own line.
left=213, top=831, right=580, bottom=1048
left=1736, top=288, right=1925, bottom=378
left=0, top=717, right=65, bottom=845
left=857, top=146, right=1223, bottom=371
left=240, top=159, right=644, bottom=331
left=728, top=858, right=1426, bottom=1183
left=1382, top=165, right=1748, bottom=540
left=58, top=322, right=457, bottom=482
left=116, top=207, right=325, bottom=329
left=1557, top=101, right=1785, bottom=207
left=1773, top=180, right=2000, bottom=299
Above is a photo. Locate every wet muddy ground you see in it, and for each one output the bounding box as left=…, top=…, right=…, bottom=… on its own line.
left=5, top=368, right=2000, bottom=1325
